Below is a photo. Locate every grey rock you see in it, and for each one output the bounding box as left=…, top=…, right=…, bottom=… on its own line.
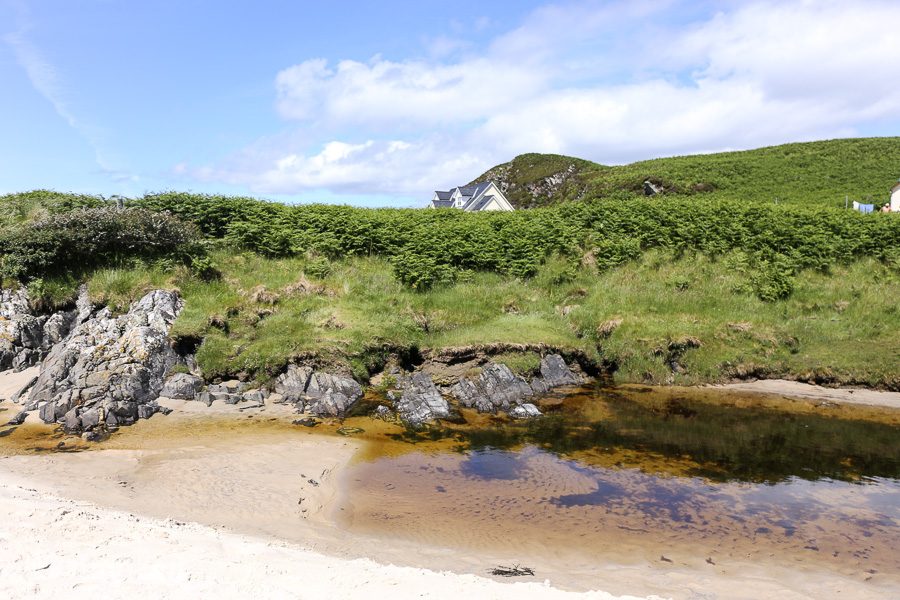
left=7, top=411, right=27, bottom=426
left=81, top=431, right=102, bottom=442
left=63, top=408, right=81, bottom=432
left=306, top=390, right=352, bottom=418
left=396, top=372, right=450, bottom=426
left=531, top=354, right=579, bottom=393
left=222, top=393, right=241, bottom=405
left=450, top=363, right=532, bottom=413
left=106, top=412, right=119, bottom=428
left=80, top=408, right=100, bottom=430
left=137, top=404, right=157, bottom=420
left=28, top=289, right=183, bottom=431
left=372, top=405, right=394, bottom=421
left=273, top=365, right=313, bottom=400
left=210, top=391, right=234, bottom=404
left=38, top=402, right=57, bottom=423
left=160, top=373, right=203, bottom=399
left=273, top=364, right=362, bottom=417
left=195, top=391, right=213, bottom=407
left=242, top=389, right=267, bottom=403
left=10, top=375, right=38, bottom=404
left=509, top=403, right=542, bottom=419
left=221, top=379, right=246, bottom=394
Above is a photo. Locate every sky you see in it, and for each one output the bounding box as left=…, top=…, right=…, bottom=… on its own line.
left=1, top=0, right=899, bottom=207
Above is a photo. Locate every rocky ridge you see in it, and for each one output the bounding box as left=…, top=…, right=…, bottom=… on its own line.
left=2, top=286, right=587, bottom=436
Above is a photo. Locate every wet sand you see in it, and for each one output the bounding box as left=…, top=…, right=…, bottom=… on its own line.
left=1, top=368, right=899, bottom=599
left=712, top=379, right=900, bottom=409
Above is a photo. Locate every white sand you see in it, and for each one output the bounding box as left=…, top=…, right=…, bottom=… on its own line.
left=713, top=379, right=900, bottom=409
left=2, top=369, right=898, bottom=599
left=0, top=477, right=660, bottom=600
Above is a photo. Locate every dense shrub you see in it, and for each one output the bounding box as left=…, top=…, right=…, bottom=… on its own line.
left=5, top=191, right=900, bottom=299
left=0, top=207, right=201, bottom=280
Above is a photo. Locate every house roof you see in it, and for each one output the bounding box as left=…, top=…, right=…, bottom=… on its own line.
left=431, top=181, right=510, bottom=211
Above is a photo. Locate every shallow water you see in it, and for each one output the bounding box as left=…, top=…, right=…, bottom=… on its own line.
left=338, top=385, right=900, bottom=577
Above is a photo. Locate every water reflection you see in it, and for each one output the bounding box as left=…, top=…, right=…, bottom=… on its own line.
left=344, top=387, right=900, bottom=575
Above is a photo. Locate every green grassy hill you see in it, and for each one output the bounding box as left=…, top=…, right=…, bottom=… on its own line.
left=472, top=138, right=900, bottom=209
left=2, top=137, right=899, bottom=389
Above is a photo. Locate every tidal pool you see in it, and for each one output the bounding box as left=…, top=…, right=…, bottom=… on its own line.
left=337, top=385, right=900, bottom=578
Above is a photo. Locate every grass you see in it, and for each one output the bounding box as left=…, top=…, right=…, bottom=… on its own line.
left=474, top=137, right=900, bottom=208
left=74, top=247, right=900, bottom=390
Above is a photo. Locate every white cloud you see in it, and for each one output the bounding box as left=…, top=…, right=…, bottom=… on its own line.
left=192, top=137, right=488, bottom=195
left=197, top=0, right=900, bottom=200
left=275, top=56, right=544, bottom=129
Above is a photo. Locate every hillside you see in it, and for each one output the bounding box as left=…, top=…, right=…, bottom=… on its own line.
left=471, top=137, right=900, bottom=209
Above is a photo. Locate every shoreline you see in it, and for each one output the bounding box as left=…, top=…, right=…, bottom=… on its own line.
left=2, top=368, right=899, bottom=599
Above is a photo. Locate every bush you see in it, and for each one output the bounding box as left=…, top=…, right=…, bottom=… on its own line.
left=0, top=207, right=201, bottom=281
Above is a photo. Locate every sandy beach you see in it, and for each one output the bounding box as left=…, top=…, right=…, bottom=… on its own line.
left=2, top=368, right=898, bottom=599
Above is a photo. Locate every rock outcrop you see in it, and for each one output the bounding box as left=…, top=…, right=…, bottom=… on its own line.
left=0, top=289, right=77, bottom=372
left=530, top=354, right=580, bottom=394
left=509, top=403, right=542, bottom=419
left=273, top=364, right=362, bottom=417
left=25, top=289, right=183, bottom=432
left=395, top=372, right=450, bottom=427
left=450, top=363, right=533, bottom=413
left=159, top=373, right=204, bottom=399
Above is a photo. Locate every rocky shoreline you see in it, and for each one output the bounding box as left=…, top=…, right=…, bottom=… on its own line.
left=1, top=288, right=586, bottom=439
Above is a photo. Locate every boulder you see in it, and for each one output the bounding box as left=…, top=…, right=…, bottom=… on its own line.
left=242, top=389, right=267, bottom=403
left=531, top=354, right=579, bottom=393
left=0, top=290, right=76, bottom=372
left=10, top=374, right=38, bottom=404
left=450, top=363, right=532, bottom=413
left=395, top=372, right=450, bottom=427
left=372, top=405, right=394, bottom=421
left=27, top=289, right=183, bottom=432
left=273, top=364, right=362, bottom=417
left=509, top=403, right=542, bottom=419
left=7, top=411, right=27, bottom=426
left=160, top=373, right=203, bottom=399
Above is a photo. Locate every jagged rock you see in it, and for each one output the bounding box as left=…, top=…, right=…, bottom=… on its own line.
left=307, top=390, right=355, bottom=417
left=7, top=411, right=27, bottom=426
left=274, top=365, right=313, bottom=400
left=63, top=408, right=81, bottom=432
left=195, top=391, right=213, bottom=407
left=80, top=408, right=100, bottom=430
left=10, top=374, right=37, bottom=404
left=27, top=289, right=183, bottom=432
left=0, top=288, right=30, bottom=318
left=395, top=372, right=450, bottom=426
left=221, top=380, right=246, bottom=394
left=160, top=373, right=204, bottom=399
left=137, top=404, right=157, bottom=420
left=0, top=286, right=77, bottom=372
left=509, top=403, right=542, bottom=419
left=450, top=363, right=532, bottom=413
left=273, top=365, right=362, bottom=417
left=531, top=354, right=579, bottom=394
left=242, top=389, right=267, bottom=403
left=372, top=405, right=394, bottom=421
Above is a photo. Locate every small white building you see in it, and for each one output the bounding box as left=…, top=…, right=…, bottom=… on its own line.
left=429, top=181, right=514, bottom=211
left=891, top=180, right=900, bottom=212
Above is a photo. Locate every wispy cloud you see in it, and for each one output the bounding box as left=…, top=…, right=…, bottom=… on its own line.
left=189, top=0, right=900, bottom=199
left=2, top=1, right=138, bottom=184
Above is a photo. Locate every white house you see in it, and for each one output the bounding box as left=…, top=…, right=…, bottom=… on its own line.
left=429, top=181, right=514, bottom=211
left=891, top=180, right=900, bottom=212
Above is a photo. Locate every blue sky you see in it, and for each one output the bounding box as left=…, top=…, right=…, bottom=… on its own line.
left=2, top=0, right=899, bottom=206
